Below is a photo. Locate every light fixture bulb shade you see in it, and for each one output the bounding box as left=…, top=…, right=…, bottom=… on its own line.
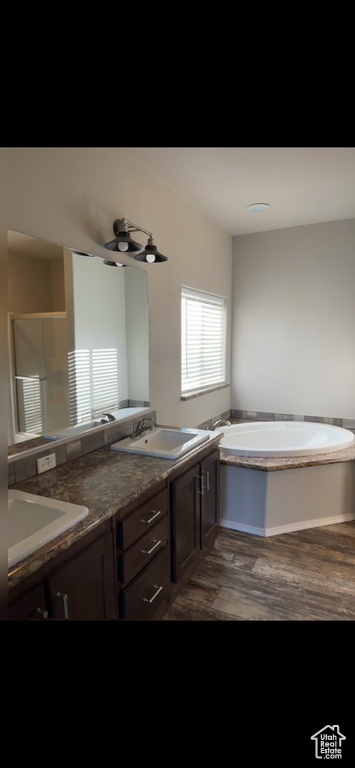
left=104, top=234, right=143, bottom=252
left=134, top=236, right=168, bottom=263
left=134, top=245, right=168, bottom=263
left=104, top=219, right=143, bottom=252
left=103, top=259, right=125, bottom=267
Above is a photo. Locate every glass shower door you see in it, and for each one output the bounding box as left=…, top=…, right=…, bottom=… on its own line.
left=12, top=316, right=69, bottom=438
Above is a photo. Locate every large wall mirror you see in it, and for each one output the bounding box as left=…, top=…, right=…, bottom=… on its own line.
left=8, top=231, right=150, bottom=456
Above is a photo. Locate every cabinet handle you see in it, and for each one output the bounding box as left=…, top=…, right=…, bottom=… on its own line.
left=141, top=585, right=163, bottom=604
left=140, top=538, right=161, bottom=555
left=36, top=608, right=48, bottom=619
left=139, top=509, right=161, bottom=525
left=204, top=470, right=210, bottom=491
left=56, top=591, right=69, bottom=618
left=197, top=474, right=204, bottom=495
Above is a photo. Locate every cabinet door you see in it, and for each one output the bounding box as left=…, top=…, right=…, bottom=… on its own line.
left=48, top=532, right=116, bottom=620
left=200, top=450, right=220, bottom=551
left=171, top=463, right=199, bottom=583
left=8, top=583, right=48, bottom=621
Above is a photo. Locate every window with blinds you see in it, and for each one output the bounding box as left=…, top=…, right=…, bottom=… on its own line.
left=181, top=286, right=226, bottom=395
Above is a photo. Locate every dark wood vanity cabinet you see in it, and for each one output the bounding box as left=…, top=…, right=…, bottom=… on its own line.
left=170, top=448, right=220, bottom=587
left=47, top=531, right=116, bottom=620
left=8, top=442, right=220, bottom=621
left=8, top=522, right=117, bottom=621
left=200, top=449, right=220, bottom=552
left=116, top=482, right=171, bottom=621
left=8, top=583, right=49, bottom=620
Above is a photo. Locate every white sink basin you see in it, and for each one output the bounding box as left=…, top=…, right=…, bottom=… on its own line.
left=110, top=427, right=212, bottom=460
left=8, top=489, right=89, bottom=568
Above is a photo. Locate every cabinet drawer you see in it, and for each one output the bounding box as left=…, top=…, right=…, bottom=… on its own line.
left=119, top=514, right=170, bottom=585
left=8, top=584, right=48, bottom=621
left=120, top=545, right=171, bottom=621
left=118, top=488, right=169, bottom=549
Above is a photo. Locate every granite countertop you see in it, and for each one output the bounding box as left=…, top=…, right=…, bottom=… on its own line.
left=8, top=433, right=220, bottom=590
left=219, top=423, right=355, bottom=471
left=219, top=441, right=355, bottom=470
left=8, top=436, right=51, bottom=458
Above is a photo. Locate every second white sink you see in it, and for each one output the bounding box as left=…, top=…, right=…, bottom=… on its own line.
left=8, top=490, right=89, bottom=568
left=110, top=427, right=211, bottom=459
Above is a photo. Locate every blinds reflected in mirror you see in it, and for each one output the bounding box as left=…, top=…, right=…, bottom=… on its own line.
left=14, top=376, right=43, bottom=435
left=68, top=348, right=122, bottom=424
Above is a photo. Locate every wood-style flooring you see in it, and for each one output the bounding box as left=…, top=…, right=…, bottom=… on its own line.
left=162, top=522, right=355, bottom=621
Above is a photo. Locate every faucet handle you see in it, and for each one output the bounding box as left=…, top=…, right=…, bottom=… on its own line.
left=100, top=412, right=116, bottom=423
left=131, top=416, right=156, bottom=438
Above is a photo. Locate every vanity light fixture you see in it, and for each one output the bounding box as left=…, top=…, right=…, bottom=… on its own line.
left=103, top=260, right=125, bottom=267
left=73, top=250, right=95, bottom=257
left=72, top=249, right=124, bottom=267
left=247, top=203, right=270, bottom=212
left=133, top=235, right=168, bottom=264
left=104, top=218, right=168, bottom=263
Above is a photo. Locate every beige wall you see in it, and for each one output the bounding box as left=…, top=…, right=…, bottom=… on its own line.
left=232, top=219, right=355, bottom=419
left=8, top=252, right=65, bottom=313
left=7, top=148, right=233, bottom=430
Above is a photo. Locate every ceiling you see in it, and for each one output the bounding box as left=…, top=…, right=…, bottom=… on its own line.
left=121, top=147, right=355, bottom=237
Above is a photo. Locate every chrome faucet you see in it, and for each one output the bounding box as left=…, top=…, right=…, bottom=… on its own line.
left=211, top=418, right=231, bottom=430
left=131, top=417, right=156, bottom=438
left=100, top=412, right=116, bottom=423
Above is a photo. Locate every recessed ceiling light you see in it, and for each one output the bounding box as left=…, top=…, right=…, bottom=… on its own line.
left=247, top=203, right=270, bottom=212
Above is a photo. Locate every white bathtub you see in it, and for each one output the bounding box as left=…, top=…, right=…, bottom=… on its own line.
left=217, top=420, right=355, bottom=536
left=216, top=421, right=354, bottom=457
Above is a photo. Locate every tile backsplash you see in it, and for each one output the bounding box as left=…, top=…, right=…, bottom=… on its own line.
left=197, top=409, right=355, bottom=431
left=8, top=410, right=156, bottom=486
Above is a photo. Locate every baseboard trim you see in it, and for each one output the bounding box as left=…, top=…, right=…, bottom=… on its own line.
left=219, top=513, right=355, bottom=537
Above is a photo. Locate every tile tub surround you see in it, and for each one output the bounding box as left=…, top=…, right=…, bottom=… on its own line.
left=8, top=431, right=221, bottom=591
left=230, top=409, right=355, bottom=430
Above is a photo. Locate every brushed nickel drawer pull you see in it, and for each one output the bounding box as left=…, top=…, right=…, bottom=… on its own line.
left=56, top=591, right=69, bottom=618
left=140, top=538, right=161, bottom=555
left=36, top=608, right=48, bottom=619
left=197, top=474, right=204, bottom=495
left=139, top=509, right=161, bottom=524
left=141, top=585, right=163, bottom=604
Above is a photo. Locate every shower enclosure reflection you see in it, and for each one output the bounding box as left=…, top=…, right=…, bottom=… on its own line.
left=8, top=231, right=150, bottom=452
left=11, top=312, right=69, bottom=439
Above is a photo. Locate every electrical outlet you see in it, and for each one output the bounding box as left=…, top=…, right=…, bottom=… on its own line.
left=37, top=453, right=57, bottom=474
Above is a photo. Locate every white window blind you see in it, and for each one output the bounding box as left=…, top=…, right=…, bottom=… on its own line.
left=68, top=348, right=121, bottom=424
left=181, top=286, right=226, bottom=394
